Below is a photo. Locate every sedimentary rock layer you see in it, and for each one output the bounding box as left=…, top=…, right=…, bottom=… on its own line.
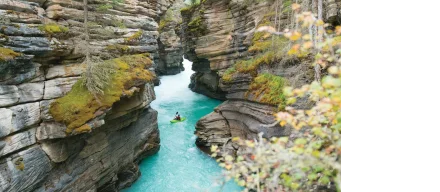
left=0, top=0, right=183, bottom=191
left=182, top=0, right=341, bottom=155
left=156, top=1, right=185, bottom=75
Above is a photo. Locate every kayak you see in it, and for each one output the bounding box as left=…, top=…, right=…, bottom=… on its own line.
left=170, top=117, right=186, bottom=123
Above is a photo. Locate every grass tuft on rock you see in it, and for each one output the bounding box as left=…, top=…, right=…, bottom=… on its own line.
left=246, top=73, right=288, bottom=109
left=124, top=30, right=143, bottom=44
left=49, top=53, right=155, bottom=134
left=235, top=51, right=277, bottom=74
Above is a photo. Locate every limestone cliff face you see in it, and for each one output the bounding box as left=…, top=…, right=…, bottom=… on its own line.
left=156, top=1, right=185, bottom=75
left=0, top=0, right=179, bottom=191
left=182, top=0, right=341, bottom=155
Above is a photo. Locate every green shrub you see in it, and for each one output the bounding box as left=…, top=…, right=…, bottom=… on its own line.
left=246, top=73, right=287, bottom=107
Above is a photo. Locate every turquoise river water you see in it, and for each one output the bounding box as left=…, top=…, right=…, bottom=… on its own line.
left=123, top=59, right=242, bottom=192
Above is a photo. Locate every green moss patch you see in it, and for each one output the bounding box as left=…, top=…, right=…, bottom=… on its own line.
left=246, top=73, right=288, bottom=108
left=38, top=23, right=68, bottom=35
left=0, top=47, right=21, bottom=62
left=159, top=19, right=169, bottom=32
left=49, top=54, right=155, bottom=134
left=124, top=30, right=143, bottom=44
left=251, top=31, right=269, bottom=44
left=188, top=16, right=207, bottom=35
left=222, top=66, right=236, bottom=82
left=236, top=51, right=277, bottom=74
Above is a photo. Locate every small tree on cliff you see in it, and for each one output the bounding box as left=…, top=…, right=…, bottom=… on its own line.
left=78, top=0, right=116, bottom=97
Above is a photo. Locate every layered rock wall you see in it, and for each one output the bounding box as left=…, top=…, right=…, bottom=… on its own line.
left=182, top=0, right=341, bottom=155
left=0, top=0, right=181, bottom=191
left=156, top=1, right=185, bottom=75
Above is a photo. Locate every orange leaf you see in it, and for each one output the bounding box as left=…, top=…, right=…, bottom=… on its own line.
left=292, top=3, right=301, bottom=11
left=292, top=44, right=300, bottom=51
left=303, top=41, right=313, bottom=49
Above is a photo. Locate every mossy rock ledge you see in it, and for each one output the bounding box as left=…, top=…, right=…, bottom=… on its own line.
left=49, top=53, right=155, bottom=135
left=0, top=47, right=21, bottom=62
left=245, top=73, right=288, bottom=110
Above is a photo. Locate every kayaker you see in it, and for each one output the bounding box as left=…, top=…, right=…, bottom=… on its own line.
left=174, top=112, right=181, bottom=121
